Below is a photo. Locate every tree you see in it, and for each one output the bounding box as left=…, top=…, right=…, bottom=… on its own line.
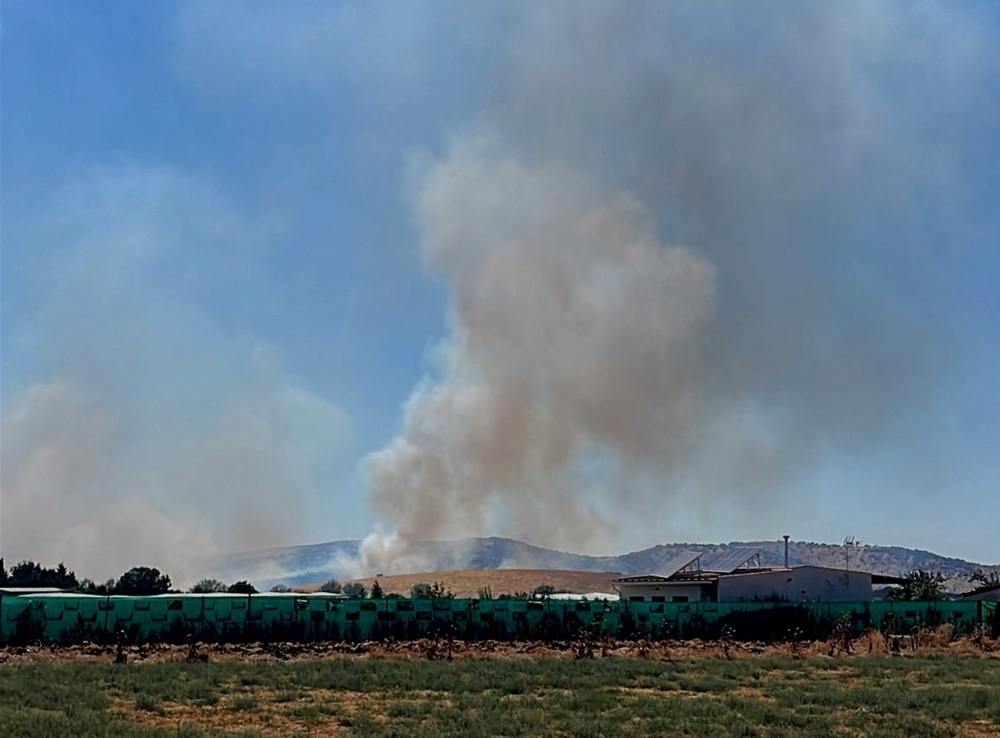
left=370, top=579, right=385, bottom=599
left=227, top=580, right=258, bottom=594
left=79, top=578, right=114, bottom=595
left=430, top=581, right=454, bottom=599
left=319, top=579, right=342, bottom=594
left=410, top=582, right=432, bottom=599
left=410, top=581, right=452, bottom=599
left=6, top=560, right=79, bottom=589
left=532, top=584, right=557, bottom=598
left=190, top=579, right=228, bottom=593
left=342, top=582, right=367, bottom=598
left=887, top=570, right=947, bottom=601
left=970, top=569, right=1000, bottom=588
left=113, top=567, right=171, bottom=596
left=270, top=584, right=294, bottom=593
left=476, top=586, right=493, bottom=601
left=0, top=558, right=7, bottom=586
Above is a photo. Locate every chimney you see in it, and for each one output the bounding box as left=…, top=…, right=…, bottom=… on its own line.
left=783, top=535, right=790, bottom=568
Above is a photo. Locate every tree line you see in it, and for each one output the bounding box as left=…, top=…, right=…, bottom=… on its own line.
left=0, top=561, right=550, bottom=600
left=4, top=558, right=995, bottom=600
left=0, top=559, right=173, bottom=596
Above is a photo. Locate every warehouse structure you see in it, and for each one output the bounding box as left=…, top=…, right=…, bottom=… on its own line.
left=961, top=583, right=1000, bottom=603
left=612, top=547, right=878, bottom=603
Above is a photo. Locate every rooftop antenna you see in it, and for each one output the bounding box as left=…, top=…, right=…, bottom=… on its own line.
left=843, top=536, right=859, bottom=574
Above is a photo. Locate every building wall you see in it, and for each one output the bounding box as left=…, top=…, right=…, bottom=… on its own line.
left=716, top=567, right=871, bottom=602
left=614, top=583, right=711, bottom=603
left=962, top=588, right=1000, bottom=603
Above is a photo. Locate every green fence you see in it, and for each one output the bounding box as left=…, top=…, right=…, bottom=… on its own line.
left=0, top=594, right=989, bottom=646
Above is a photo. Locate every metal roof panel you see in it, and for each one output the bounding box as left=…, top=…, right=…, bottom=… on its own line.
left=701, top=546, right=763, bottom=573
left=656, top=550, right=704, bottom=578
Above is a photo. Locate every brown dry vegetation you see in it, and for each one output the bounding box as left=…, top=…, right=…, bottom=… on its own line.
left=305, top=568, right=624, bottom=597
left=1, top=625, right=996, bottom=666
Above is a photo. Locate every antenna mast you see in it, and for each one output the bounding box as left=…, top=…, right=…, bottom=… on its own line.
left=843, top=536, right=856, bottom=574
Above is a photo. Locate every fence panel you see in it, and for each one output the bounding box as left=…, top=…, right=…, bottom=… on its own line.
left=0, top=595, right=991, bottom=645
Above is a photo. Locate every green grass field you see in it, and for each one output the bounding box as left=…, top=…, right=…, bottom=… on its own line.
left=2, top=655, right=999, bottom=737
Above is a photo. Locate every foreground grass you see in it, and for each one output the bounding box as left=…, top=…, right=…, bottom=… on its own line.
left=2, top=656, right=999, bottom=737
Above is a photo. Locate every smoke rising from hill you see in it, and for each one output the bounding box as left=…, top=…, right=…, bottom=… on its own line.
left=3, top=1, right=994, bottom=581
left=361, top=2, right=993, bottom=572
left=362, top=138, right=717, bottom=569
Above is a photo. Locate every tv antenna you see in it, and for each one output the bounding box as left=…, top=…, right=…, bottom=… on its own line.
left=843, top=536, right=861, bottom=573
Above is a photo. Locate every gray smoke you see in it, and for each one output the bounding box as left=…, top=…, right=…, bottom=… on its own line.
left=363, top=137, right=717, bottom=567
left=361, top=2, right=994, bottom=571
left=0, top=166, right=351, bottom=585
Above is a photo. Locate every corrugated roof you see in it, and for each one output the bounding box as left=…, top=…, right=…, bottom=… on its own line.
left=547, top=592, right=620, bottom=601
left=0, top=587, right=68, bottom=595
left=613, top=572, right=717, bottom=584
left=11, top=592, right=104, bottom=598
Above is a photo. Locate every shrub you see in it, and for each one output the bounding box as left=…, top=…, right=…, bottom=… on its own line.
left=320, top=579, right=343, bottom=594
left=114, top=567, right=171, bottom=596
left=342, top=583, right=367, bottom=598
left=227, top=581, right=258, bottom=595
left=190, top=579, right=228, bottom=593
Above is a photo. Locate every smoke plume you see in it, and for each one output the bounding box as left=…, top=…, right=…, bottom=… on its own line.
left=363, top=137, right=717, bottom=568
left=1, top=166, right=351, bottom=585
left=361, top=2, right=993, bottom=571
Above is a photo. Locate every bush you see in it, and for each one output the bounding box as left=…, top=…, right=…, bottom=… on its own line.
left=190, top=579, right=228, bottom=593
left=410, top=582, right=453, bottom=599
left=887, top=570, right=947, bottom=601
left=114, top=567, right=171, bottom=596
left=227, top=580, right=258, bottom=595
left=342, top=583, right=367, bottom=598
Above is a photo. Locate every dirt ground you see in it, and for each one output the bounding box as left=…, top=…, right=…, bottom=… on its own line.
left=1, top=627, right=996, bottom=665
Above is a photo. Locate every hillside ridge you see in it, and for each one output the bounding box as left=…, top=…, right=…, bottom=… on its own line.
left=218, top=536, right=996, bottom=594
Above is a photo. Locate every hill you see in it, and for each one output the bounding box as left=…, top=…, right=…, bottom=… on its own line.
left=308, top=569, right=623, bottom=599
left=217, top=536, right=997, bottom=595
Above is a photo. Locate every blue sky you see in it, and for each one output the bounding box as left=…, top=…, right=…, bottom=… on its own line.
left=2, top=1, right=998, bottom=580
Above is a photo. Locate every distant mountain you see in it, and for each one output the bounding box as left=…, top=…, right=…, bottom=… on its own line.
left=216, top=536, right=997, bottom=594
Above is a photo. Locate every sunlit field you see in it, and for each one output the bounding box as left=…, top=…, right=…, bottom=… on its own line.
left=3, top=649, right=999, bottom=738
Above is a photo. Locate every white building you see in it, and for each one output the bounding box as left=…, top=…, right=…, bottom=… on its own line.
left=613, top=548, right=874, bottom=603
left=717, top=566, right=871, bottom=602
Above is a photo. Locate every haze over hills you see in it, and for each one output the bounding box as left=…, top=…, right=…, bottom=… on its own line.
left=218, top=537, right=997, bottom=594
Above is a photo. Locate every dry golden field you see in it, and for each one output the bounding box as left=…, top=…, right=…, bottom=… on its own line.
left=306, top=568, right=624, bottom=598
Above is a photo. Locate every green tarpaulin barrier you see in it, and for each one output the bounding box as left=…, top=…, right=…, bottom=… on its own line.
left=0, top=594, right=985, bottom=646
